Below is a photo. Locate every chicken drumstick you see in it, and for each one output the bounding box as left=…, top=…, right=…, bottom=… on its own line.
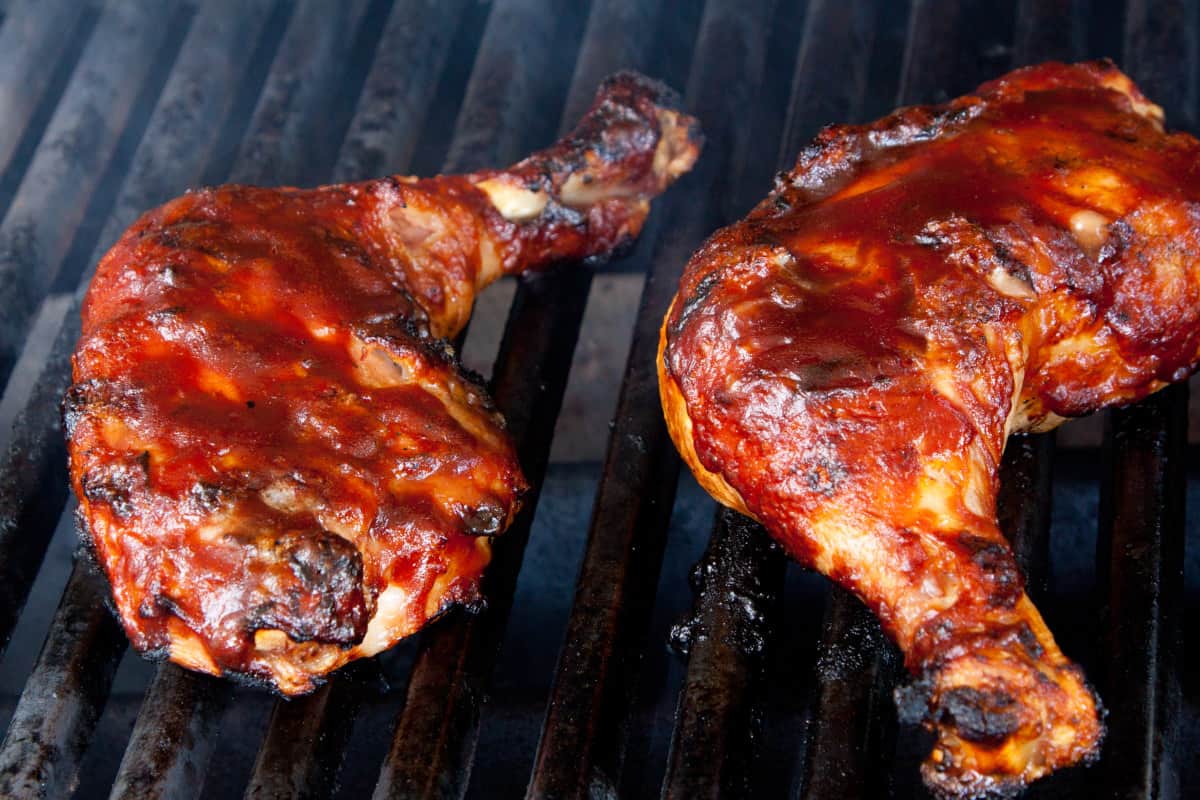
left=660, top=61, right=1198, bottom=796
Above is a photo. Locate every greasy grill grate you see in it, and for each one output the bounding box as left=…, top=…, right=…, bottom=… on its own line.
left=0, top=1, right=1194, bottom=798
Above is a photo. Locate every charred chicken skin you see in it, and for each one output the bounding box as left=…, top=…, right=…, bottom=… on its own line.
left=67, top=73, right=700, bottom=696
left=660, top=61, right=1200, bottom=796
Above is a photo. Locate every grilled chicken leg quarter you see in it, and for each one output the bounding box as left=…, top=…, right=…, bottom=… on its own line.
left=67, top=73, right=700, bottom=696
left=660, top=61, right=1200, bottom=797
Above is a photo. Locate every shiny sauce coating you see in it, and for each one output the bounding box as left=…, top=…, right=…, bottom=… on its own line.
left=662, top=61, right=1198, bottom=794
left=69, top=181, right=524, bottom=689
left=67, top=71, right=703, bottom=694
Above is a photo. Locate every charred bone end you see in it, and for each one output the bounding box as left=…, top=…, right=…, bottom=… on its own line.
left=895, top=642, right=1104, bottom=799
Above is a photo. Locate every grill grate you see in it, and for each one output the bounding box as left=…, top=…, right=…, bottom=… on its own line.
left=0, top=1, right=1195, bottom=798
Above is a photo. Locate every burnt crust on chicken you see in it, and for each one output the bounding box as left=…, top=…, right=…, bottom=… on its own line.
left=67, top=72, right=701, bottom=696
left=660, top=60, right=1197, bottom=796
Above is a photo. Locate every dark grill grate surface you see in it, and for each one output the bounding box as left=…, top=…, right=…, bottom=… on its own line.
left=0, top=1, right=1195, bottom=798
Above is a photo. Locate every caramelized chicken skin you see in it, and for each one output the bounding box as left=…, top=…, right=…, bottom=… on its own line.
left=660, top=61, right=1200, bottom=796
left=67, top=73, right=701, bottom=695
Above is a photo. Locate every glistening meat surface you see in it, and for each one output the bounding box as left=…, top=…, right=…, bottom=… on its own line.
left=660, top=61, right=1199, bottom=797
left=67, top=73, right=701, bottom=695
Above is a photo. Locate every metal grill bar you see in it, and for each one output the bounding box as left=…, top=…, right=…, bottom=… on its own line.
left=228, top=0, right=373, bottom=186
left=0, top=0, right=189, bottom=384
left=527, top=0, right=783, bottom=790
left=0, top=0, right=190, bottom=656
left=436, top=0, right=569, bottom=177
left=799, top=586, right=898, bottom=800
left=103, top=2, right=378, bottom=793
left=662, top=1, right=882, bottom=795
left=1012, top=0, right=1087, bottom=67
left=369, top=1, right=664, bottom=794
left=662, top=510, right=785, bottom=799
left=107, top=666, right=230, bottom=800
left=0, top=367, right=71, bottom=659
left=0, top=0, right=95, bottom=202
left=331, top=0, right=471, bottom=182
left=243, top=660, right=382, bottom=800
left=794, top=1, right=1037, bottom=796
left=1091, top=5, right=1195, bottom=796
left=556, top=0, right=667, bottom=126
left=1097, top=388, right=1187, bottom=800
left=778, top=0, right=877, bottom=169
left=898, top=0, right=1013, bottom=104
left=241, top=3, right=472, bottom=795
left=1123, top=0, right=1198, bottom=126
left=0, top=563, right=123, bottom=799
left=997, top=434, right=1055, bottom=597
left=0, top=4, right=282, bottom=795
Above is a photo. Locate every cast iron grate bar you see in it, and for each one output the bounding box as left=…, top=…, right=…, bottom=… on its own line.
left=0, top=0, right=193, bottom=658
left=226, top=0, right=374, bottom=187
left=0, top=562, right=123, bottom=799
left=527, top=0, right=777, bottom=794
left=996, top=433, right=1055, bottom=599
left=243, top=660, right=383, bottom=800
left=241, top=2, right=473, bottom=796
left=103, top=2, right=377, bottom=795
left=777, top=0, right=878, bottom=167
left=369, top=1, right=668, bottom=795
left=798, top=585, right=899, bottom=800
left=662, top=510, right=786, bottom=799
left=249, top=3, right=668, bottom=796
left=438, top=0, right=570, bottom=178
left=897, top=0, right=1015, bottom=105
left=0, top=0, right=190, bottom=386
left=662, top=1, right=884, bottom=795
left=330, top=0, right=471, bottom=183
left=0, top=0, right=99, bottom=218
left=1012, top=0, right=1087, bottom=68
left=1097, top=387, right=1187, bottom=800
left=1123, top=0, right=1198, bottom=128
left=1092, top=3, right=1195, bottom=796
left=107, top=665, right=231, bottom=800
left=0, top=3, right=285, bottom=796
left=794, top=1, right=1036, bottom=797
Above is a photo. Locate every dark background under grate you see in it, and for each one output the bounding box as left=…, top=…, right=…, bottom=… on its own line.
left=0, top=1, right=1195, bottom=798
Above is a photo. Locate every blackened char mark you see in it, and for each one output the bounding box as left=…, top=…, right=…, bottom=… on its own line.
left=460, top=501, right=507, bottom=536
left=895, top=676, right=1021, bottom=745
left=937, top=687, right=1021, bottom=745
left=958, top=533, right=1024, bottom=608
left=528, top=70, right=701, bottom=193
left=667, top=269, right=722, bottom=341
left=60, top=382, right=91, bottom=439
left=244, top=528, right=369, bottom=646
left=560, top=71, right=688, bottom=172
left=78, top=452, right=150, bottom=519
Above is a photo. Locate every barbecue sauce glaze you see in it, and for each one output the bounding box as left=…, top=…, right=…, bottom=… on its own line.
left=662, top=61, right=1199, bottom=796
left=66, top=72, right=702, bottom=695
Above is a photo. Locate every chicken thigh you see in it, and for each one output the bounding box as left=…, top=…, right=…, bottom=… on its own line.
left=68, top=73, right=701, bottom=695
